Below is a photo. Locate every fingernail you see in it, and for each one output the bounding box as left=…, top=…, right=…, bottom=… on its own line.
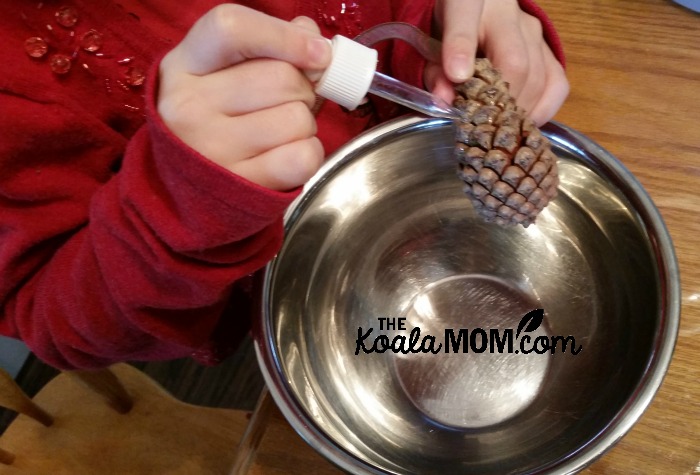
left=449, top=54, right=472, bottom=82
left=307, top=37, right=331, bottom=69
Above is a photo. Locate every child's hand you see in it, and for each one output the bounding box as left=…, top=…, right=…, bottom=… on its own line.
left=427, top=0, right=569, bottom=126
left=157, top=6, right=331, bottom=191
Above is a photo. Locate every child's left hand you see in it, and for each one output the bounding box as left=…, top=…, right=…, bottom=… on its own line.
left=427, top=0, right=569, bottom=126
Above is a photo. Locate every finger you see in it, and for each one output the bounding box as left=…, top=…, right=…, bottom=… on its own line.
left=480, top=18, right=530, bottom=99
left=178, top=101, right=317, bottom=166
left=291, top=16, right=326, bottom=82
left=202, top=59, right=316, bottom=115
left=439, top=0, right=485, bottom=82
left=170, top=4, right=331, bottom=75
left=291, top=15, right=321, bottom=34
left=514, top=40, right=546, bottom=115
left=511, top=14, right=548, bottom=114
left=225, top=101, right=317, bottom=160
left=528, top=44, right=569, bottom=126
left=231, top=137, right=325, bottom=190
left=424, top=62, right=456, bottom=104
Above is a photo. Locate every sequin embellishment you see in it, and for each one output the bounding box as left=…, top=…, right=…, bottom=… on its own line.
left=80, top=29, right=103, bottom=52
left=24, top=36, right=48, bottom=58
left=316, top=0, right=363, bottom=37
left=55, top=5, right=78, bottom=28
left=49, top=53, right=72, bottom=74
left=21, top=3, right=147, bottom=111
left=124, top=66, right=146, bottom=87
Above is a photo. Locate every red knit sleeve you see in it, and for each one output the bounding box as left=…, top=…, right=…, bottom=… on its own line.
left=0, top=66, right=298, bottom=370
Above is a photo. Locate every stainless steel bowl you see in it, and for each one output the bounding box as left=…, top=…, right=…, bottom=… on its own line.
left=255, top=117, right=680, bottom=474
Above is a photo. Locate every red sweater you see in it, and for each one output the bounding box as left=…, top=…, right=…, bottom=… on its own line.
left=0, top=0, right=563, bottom=369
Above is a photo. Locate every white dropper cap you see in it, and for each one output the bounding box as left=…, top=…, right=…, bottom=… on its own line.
left=314, top=35, right=378, bottom=111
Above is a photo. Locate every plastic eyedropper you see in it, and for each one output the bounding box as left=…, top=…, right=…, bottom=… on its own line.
left=314, top=35, right=465, bottom=122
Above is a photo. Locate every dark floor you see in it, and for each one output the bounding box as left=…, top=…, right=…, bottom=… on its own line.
left=0, top=335, right=265, bottom=430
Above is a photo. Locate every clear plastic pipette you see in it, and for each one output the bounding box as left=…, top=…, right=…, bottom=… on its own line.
left=315, top=35, right=465, bottom=122
left=369, top=71, right=464, bottom=121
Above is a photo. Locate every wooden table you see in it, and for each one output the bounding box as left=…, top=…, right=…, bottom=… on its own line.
left=538, top=1, right=700, bottom=473
left=250, top=1, right=700, bottom=474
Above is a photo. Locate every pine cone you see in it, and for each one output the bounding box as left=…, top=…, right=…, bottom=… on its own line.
left=453, top=58, right=558, bottom=227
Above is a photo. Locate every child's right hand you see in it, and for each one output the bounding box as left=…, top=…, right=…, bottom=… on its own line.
left=157, top=5, right=332, bottom=191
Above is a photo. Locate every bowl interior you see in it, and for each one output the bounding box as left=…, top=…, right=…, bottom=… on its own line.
left=261, top=119, right=676, bottom=474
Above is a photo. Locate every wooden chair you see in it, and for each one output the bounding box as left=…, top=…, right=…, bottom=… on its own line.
left=0, top=363, right=339, bottom=474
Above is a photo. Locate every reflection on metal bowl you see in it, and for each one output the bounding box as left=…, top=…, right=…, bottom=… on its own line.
left=255, top=117, right=680, bottom=475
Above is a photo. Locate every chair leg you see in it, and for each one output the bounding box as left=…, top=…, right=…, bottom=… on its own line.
left=228, top=387, right=275, bottom=475
left=68, top=367, right=133, bottom=414
left=0, top=368, right=53, bottom=427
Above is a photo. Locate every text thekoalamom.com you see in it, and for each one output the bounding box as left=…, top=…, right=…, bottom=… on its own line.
left=355, top=327, right=582, bottom=356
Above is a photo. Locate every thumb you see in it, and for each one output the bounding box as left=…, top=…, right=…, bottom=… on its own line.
left=438, top=0, right=485, bottom=82
left=171, top=5, right=331, bottom=75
